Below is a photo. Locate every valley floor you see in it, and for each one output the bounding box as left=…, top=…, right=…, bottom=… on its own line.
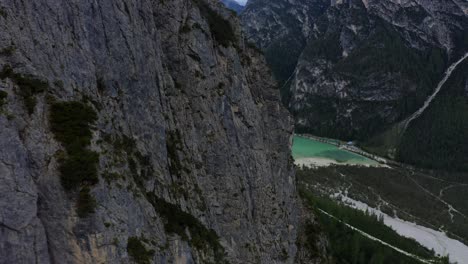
left=331, top=191, right=468, bottom=263
left=293, top=135, right=468, bottom=263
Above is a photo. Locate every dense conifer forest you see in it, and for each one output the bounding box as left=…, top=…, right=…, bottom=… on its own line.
left=300, top=189, right=450, bottom=264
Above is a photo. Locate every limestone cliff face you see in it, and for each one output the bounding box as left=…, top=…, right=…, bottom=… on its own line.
left=0, top=0, right=300, bottom=263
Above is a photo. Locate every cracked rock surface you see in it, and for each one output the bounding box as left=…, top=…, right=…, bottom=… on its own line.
left=0, top=0, right=301, bottom=263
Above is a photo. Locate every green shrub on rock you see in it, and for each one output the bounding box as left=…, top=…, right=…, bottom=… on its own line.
left=50, top=101, right=97, bottom=152
left=49, top=100, right=99, bottom=216
left=0, top=90, right=7, bottom=109
left=127, top=236, right=155, bottom=264
left=0, top=65, right=48, bottom=114
left=58, top=150, right=99, bottom=190
left=77, top=187, right=97, bottom=217
left=146, top=194, right=226, bottom=262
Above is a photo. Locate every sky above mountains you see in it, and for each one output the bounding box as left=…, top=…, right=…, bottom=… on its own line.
left=233, top=0, right=247, bottom=5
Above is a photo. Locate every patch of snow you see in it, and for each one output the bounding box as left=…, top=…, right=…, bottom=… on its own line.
left=233, top=0, right=247, bottom=5
left=402, top=52, right=468, bottom=131
left=334, top=195, right=468, bottom=264
left=295, top=157, right=337, bottom=167
left=318, top=208, right=433, bottom=264
left=295, top=157, right=385, bottom=168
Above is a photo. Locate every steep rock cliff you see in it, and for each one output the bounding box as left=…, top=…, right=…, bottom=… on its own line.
left=0, top=0, right=301, bottom=263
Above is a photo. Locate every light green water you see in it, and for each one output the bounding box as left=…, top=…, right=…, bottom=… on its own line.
left=292, top=135, right=378, bottom=165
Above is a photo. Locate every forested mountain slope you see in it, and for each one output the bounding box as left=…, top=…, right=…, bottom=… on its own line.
left=242, top=0, right=468, bottom=170
left=242, top=0, right=330, bottom=101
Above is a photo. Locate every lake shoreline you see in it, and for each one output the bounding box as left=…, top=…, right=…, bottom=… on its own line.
left=295, top=157, right=384, bottom=168
left=292, top=135, right=380, bottom=167
left=296, top=133, right=390, bottom=164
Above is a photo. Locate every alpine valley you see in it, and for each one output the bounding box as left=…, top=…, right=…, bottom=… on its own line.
left=242, top=0, right=468, bottom=263
left=0, top=0, right=467, bottom=264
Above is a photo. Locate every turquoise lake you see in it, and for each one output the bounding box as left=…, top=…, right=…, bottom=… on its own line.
left=292, top=135, right=378, bottom=166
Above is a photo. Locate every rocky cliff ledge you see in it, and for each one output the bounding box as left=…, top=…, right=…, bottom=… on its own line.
left=0, top=0, right=301, bottom=263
